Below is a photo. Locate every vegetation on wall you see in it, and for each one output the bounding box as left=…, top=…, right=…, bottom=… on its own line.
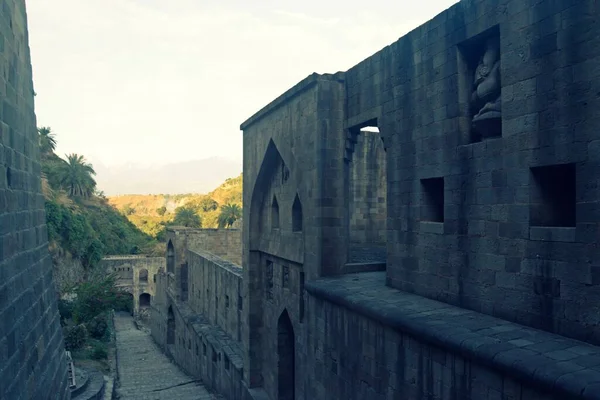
left=109, top=173, right=243, bottom=239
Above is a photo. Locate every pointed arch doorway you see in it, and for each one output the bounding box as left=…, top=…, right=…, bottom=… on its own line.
left=277, top=310, right=295, bottom=400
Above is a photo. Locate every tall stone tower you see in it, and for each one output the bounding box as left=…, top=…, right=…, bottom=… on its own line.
left=0, top=1, right=70, bottom=399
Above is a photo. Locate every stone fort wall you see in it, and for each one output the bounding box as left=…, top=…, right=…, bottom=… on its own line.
left=146, top=0, right=600, bottom=399
left=347, top=0, right=600, bottom=345
left=237, top=0, right=600, bottom=399
left=150, top=235, right=245, bottom=399
left=171, top=227, right=242, bottom=266
left=100, top=255, right=164, bottom=317
left=0, top=1, right=70, bottom=399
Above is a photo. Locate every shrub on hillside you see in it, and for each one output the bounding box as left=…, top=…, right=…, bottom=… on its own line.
left=72, top=275, right=130, bottom=323
left=57, top=299, right=73, bottom=326
left=63, top=324, right=87, bottom=351
left=86, top=312, right=109, bottom=340
left=90, top=341, right=108, bottom=360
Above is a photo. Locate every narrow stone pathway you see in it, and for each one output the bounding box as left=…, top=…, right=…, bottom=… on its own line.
left=114, top=313, right=215, bottom=400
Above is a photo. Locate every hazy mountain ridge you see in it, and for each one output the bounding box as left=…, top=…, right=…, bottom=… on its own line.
left=93, top=157, right=242, bottom=196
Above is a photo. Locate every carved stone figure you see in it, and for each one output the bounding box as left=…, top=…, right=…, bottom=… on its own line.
left=471, top=36, right=501, bottom=138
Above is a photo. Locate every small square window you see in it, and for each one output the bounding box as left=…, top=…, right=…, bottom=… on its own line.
left=530, top=163, right=576, bottom=227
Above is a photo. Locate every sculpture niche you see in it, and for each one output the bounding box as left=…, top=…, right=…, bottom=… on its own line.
left=470, top=36, right=501, bottom=139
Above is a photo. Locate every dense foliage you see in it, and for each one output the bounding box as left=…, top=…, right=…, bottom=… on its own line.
left=217, top=203, right=242, bottom=228
left=172, top=206, right=202, bottom=228
left=109, top=173, right=243, bottom=239
left=40, top=126, right=156, bottom=269
left=60, top=274, right=133, bottom=359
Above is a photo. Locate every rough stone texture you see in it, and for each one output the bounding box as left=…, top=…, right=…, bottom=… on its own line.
left=166, top=227, right=242, bottom=267
left=351, top=0, right=600, bottom=344
left=100, top=255, right=165, bottom=317
left=0, top=1, right=69, bottom=399
left=236, top=0, right=600, bottom=399
left=348, top=131, right=387, bottom=263
left=187, top=250, right=243, bottom=342
left=114, top=313, right=217, bottom=400
left=305, top=272, right=600, bottom=400
left=150, top=266, right=245, bottom=400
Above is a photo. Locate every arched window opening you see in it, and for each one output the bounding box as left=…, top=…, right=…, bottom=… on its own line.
left=271, top=196, right=280, bottom=230
left=292, top=195, right=302, bottom=232
left=139, top=268, right=148, bottom=282
left=139, top=293, right=151, bottom=307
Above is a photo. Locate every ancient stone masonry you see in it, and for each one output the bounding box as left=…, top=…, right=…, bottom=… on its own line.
left=237, top=0, right=600, bottom=398
left=149, top=0, right=600, bottom=399
left=0, top=1, right=70, bottom=399
left=150, top=227, right=246, bottom=399
left=100, top=255, right=165, bottom=318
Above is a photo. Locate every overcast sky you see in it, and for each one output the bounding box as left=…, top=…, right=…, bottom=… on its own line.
left=26, top=0, right=458, bottom=169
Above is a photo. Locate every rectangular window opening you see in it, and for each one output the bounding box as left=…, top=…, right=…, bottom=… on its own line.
left=421, top=177, right=445, bottom=223
left=530, top=163, right=576, bottom=227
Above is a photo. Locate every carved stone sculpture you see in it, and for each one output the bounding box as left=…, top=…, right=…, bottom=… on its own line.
left=471, top=36, right=501, bottom=138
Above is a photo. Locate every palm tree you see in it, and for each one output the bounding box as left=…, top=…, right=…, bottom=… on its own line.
left=38, top=126, right=57, bottom=156
left=217, top=203, right=242, bottom=228
left=56, top=153, right=97, bottom=198
left=172, top=206, right=202, bottom=228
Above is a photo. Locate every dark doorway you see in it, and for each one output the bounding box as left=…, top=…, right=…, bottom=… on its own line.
left=167, top=240, right=175, bottom=274
left=277, top=309, right=295, bottom=400
left=139, top=293, right=151, bottom=308
left=167, top=306, right=175, bottom=345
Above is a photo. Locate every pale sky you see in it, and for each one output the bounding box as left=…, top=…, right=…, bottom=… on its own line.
left=26, top=0, right=458, bottom=169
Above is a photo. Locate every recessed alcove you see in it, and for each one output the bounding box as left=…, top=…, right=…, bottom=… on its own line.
left=530, top=163, right=576, bottom=228
left=421, top=177, right=445, bottom=223
left=457, top=25, right=502, bottom=143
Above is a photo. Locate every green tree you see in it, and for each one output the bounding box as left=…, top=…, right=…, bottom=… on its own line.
left=156, top=206, right=167, bottom=216
left=199, top=197, right=218, bottom=212
left=56, top=153, right=97, bottom=197
left=217, top=203, right=242, bottom=228
left=38, top=126, right=57, bottom=156
left=172, top=206, right=202, bottom=228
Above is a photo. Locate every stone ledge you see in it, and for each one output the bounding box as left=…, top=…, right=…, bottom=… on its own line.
left=305, top=272, right=600, bottom=399
left=240, top=71, right=345, bottom=130
left=188, top=249, right=243, bottom=275
left=176, top=301, right=244, bottom=371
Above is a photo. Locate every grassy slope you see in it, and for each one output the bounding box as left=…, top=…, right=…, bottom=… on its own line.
left=108, top=173, right=243, bottom=235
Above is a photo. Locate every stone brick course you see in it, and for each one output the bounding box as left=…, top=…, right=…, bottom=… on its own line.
left=236, top=0, right=600, bottom=399
left=306, top=272, right=600, bottom=399
left=150, top=243, right=246, bottom=399
left=101, top=255, right=165, bottom=317
left=0, top=1, right=69, bottom=399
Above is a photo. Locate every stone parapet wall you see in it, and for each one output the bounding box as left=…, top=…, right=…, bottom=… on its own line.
left=151, top=293, right=245, bottom=399
left=304, top=272, right=600, bottom=399
left=187, top=249, right=243, bottom=341
left=0, top=1, right=70, bottom=399
left=170, top=228, right=242, bottom=266
left=150, top=249, right=246, bottom=399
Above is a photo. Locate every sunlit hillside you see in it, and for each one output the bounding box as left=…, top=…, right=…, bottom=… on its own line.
left=108, top=173, right=243, bottom=237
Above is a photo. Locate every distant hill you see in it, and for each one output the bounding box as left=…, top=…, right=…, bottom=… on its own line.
left=108, top=173, right=243, bottom=237
left=94, top=157, right=242, bottom=196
